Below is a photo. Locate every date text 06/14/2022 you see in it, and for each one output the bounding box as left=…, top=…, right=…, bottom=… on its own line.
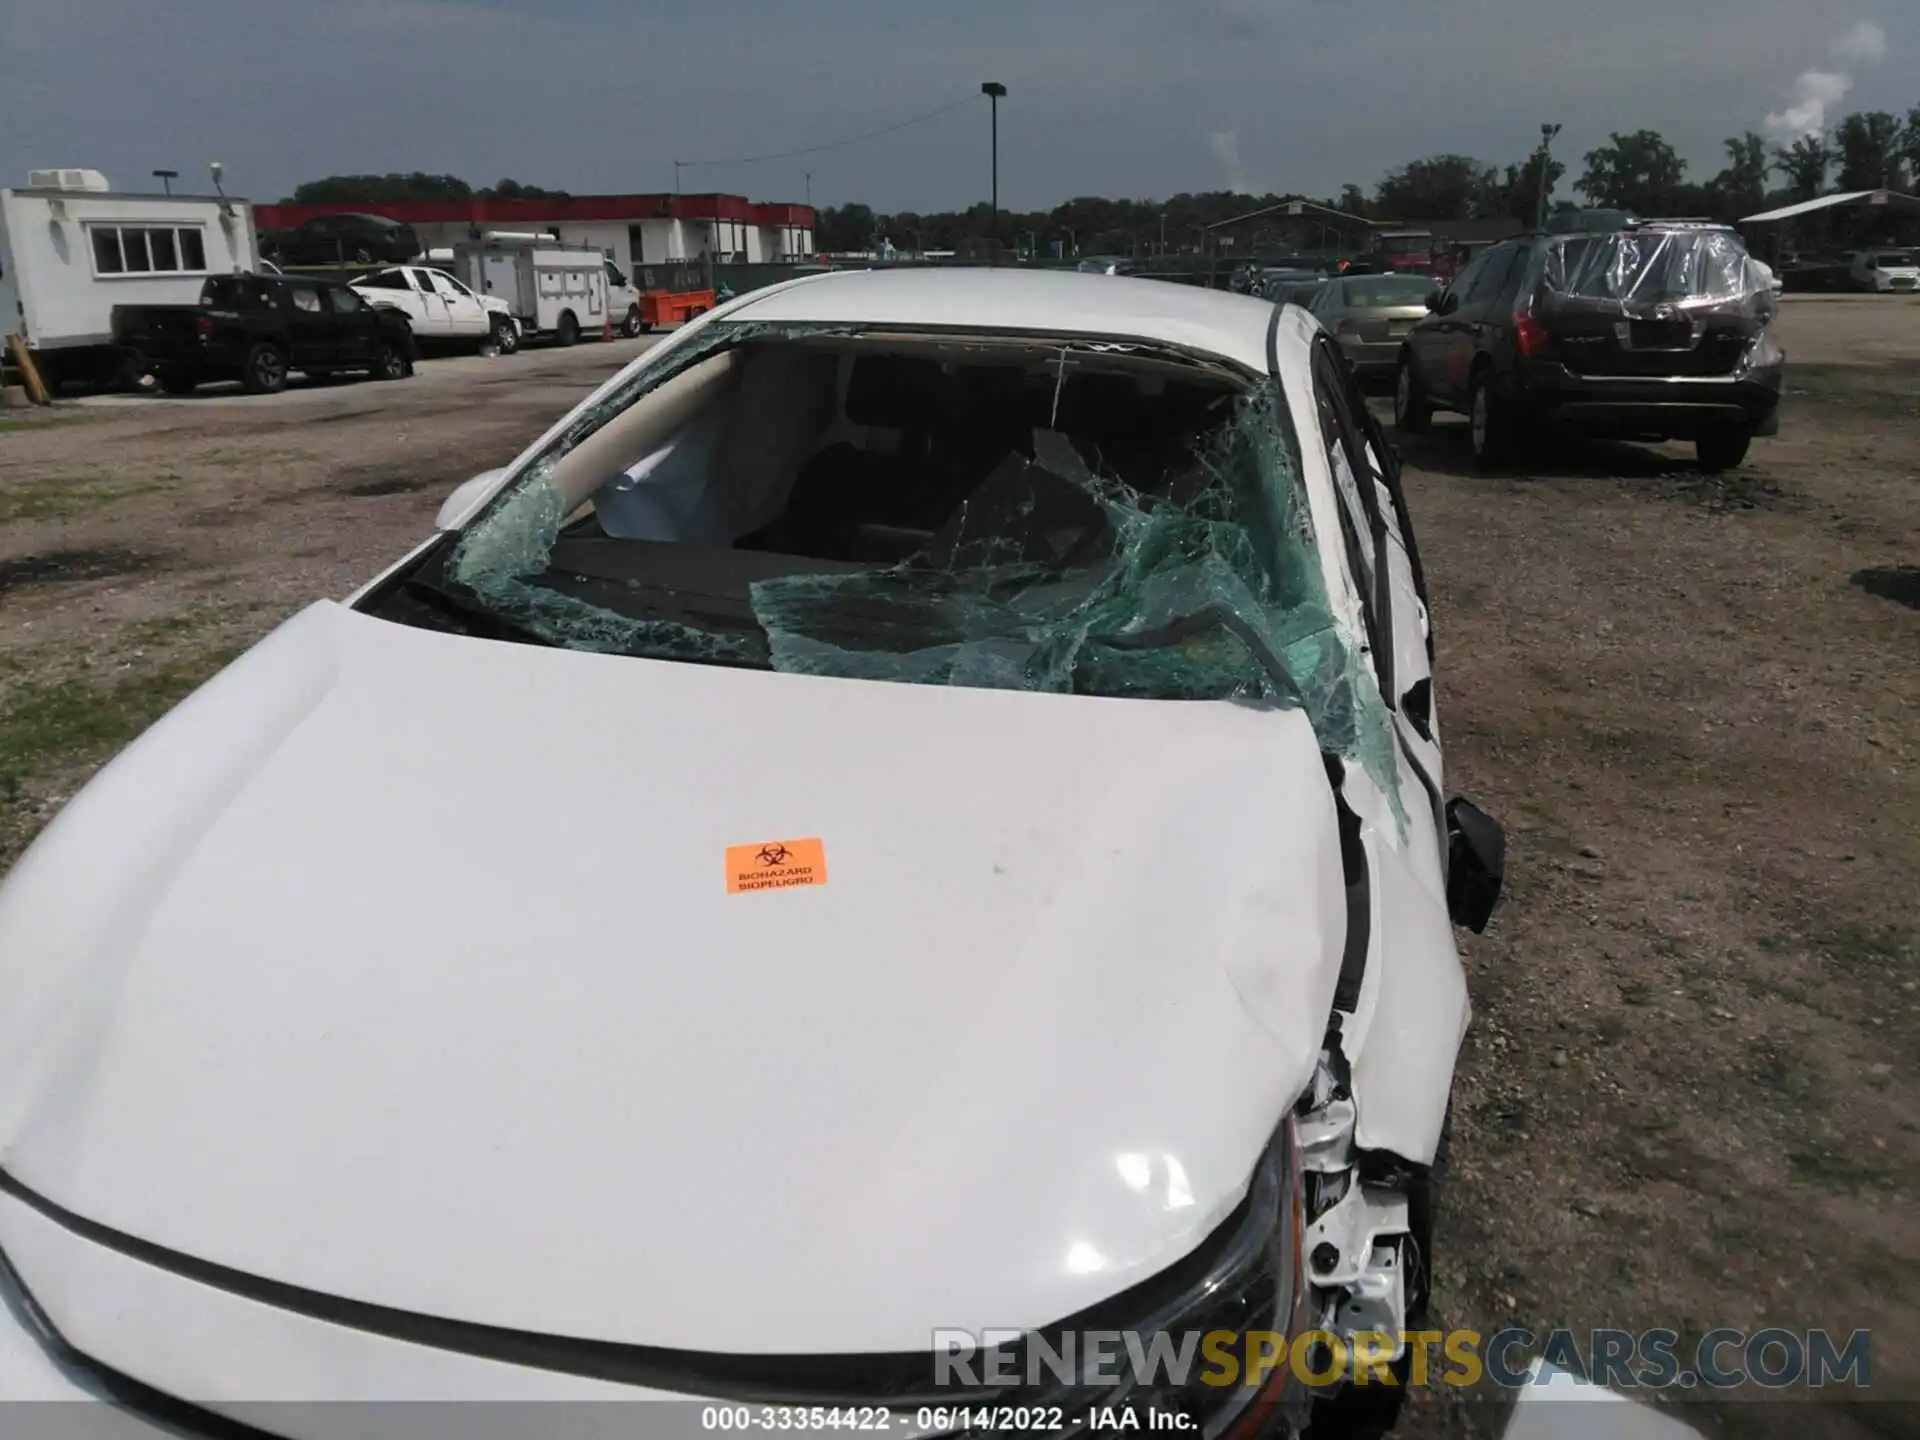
left=701, top=1405, right=1196, bottom=1432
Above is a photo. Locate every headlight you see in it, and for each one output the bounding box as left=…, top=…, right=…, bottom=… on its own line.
left=933, top=1120, right=1314, bottom=1438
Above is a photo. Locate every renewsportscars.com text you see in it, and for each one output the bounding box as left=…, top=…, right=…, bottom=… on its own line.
left=932, top=1326, right=1873, bottom=1392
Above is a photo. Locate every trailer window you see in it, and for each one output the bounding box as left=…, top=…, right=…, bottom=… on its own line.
left=87, top=224, right=211, bottom=277
left=91, top=228, right=125, bottom=274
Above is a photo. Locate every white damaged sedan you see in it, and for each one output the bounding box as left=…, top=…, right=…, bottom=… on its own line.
left=0, top=270, right=1503, bottom=1439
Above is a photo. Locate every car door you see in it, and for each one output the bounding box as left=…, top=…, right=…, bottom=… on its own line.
left=424, top=268, right=490, bottom=337
left=384, top=268, right=451, bottom=339
left=281, top=282, right=337, bottom=369
left=1461, top=242, right=1526, bottom=368
left=1407, top=247, right=1489, bottom=408
left=286, top=218, right=325, bottom=264
left=1436, top=243, right=1522, bottom=401
left=323, top=284, right=380, bottom=366
left=1468, top=241, right=1540, bottom=381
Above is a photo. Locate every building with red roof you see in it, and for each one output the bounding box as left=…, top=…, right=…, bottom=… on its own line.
left=253, top=192, right=815, bottom=273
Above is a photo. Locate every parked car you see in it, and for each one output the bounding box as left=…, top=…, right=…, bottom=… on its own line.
left=112, top=273, right=415, bottom=394
left=1307, top=272, right=1434, bottom=380
left=268, top=212, right=421, bottom=267
left=1273, top=276, right=1330, bottom=307
left=1849, top=248, right=1919, bottom=293
left=0, top=268, right=1501, bottom=1437
left=352, top=264, right=520, bottom=353
left=1075, top=254, right=1137, bottom=275
left=1393, top=221, right=1782, bottom=471
left=1255, top=267, right=1329, bottom=305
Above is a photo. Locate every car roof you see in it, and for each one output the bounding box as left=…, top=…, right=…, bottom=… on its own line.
left=728, top=268, right=1284, bottom=373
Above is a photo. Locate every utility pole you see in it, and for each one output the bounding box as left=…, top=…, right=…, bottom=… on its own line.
left=1536, top=123, right=1562, bottom=230
left=673, top=160, right=683, bottom=196
left=981, top=82, right=1007, bottom=264
left=805, top=171, right=812, bottom=207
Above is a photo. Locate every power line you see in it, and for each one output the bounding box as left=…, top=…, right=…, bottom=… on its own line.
left=675, top=97, right=974, bottom=171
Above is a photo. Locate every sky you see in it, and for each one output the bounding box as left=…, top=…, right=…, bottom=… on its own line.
left=0, top=0, right=1909, bottom=212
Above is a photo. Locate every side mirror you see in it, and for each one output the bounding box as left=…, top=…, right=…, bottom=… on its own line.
left=436, top=468, right=508, bottom=531
left=1425, top=289, right=1442, bottom=312
left=1444, top=797, right=1505, bottom=933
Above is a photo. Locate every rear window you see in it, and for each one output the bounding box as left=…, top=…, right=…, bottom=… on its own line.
left=1542, top=229, right=1755, bottom=304
left=1341, top=276, right=1432, bottom=307
left=202, top=277, right=277, bottom=310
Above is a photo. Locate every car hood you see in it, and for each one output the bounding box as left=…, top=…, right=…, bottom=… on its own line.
left=0, top=602, right=1346, bottom=1353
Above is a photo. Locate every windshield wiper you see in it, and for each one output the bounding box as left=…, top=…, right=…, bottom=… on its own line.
left=398, top=578, right=562, bottom=648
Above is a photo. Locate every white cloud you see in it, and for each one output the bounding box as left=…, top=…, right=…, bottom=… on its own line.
left=1764, top=21, right=1888, bottom=142
left=1829, top=19, right=1886, bottom=65
left=1765, top=69, right=1852, bottom=140
left=1207, top=130, right=1256, bottom=194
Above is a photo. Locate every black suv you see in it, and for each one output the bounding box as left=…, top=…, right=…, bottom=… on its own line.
left=1392, top=222, right=1782, bottom=470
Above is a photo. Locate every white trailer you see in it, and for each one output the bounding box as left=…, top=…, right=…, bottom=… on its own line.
left=0, top=169, right=259, bottom=386
left=449, top=235, right=611, bottom=345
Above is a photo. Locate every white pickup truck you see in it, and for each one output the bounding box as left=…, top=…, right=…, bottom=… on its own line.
left=351, top=265, right=521, bottom=353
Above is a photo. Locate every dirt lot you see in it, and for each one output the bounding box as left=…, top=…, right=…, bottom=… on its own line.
left=2, top=299, right=1916, bottom=1436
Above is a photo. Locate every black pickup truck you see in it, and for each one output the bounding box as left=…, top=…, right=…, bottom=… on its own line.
left=112, top=274, right=416, bottom=395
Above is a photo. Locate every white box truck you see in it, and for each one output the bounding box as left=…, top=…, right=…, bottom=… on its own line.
left=0, top=168, right=260, bottom=388
left=450, top=234, right=623, bottom=345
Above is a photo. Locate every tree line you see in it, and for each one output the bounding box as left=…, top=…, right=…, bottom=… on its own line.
left=286, top=173, right=572, bottom=204
left=815, top=105, right=1920, bottom=254
left=285, top=104, right=1918, bottom=256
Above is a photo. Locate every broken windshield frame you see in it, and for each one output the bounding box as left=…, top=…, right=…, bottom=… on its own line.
left=390, top=316, right=1402, bottom=798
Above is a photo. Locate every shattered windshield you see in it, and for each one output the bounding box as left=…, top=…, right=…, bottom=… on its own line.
left=397, top=321, right=1396, bottom=792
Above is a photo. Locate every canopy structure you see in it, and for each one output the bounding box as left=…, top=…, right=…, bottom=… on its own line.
left=1741, top=188, right=1920, bottom=224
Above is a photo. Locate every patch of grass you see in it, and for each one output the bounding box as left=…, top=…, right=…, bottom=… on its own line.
left=1817, top=922, right=1917, bottom=970
left=120, top=606, right=255, bottom=649
left=0, top=473, right=176, bottom=524
left=0, top=414, right=95, bottom=433
left=1741, top=972, right=1809, bottom=1005
left=1786, top=1146, right=1891, bottom=1190
left=0, top=647, right=242, bottom=795
left=1619, top=981, right=1653, bottom=1006
left=1746, top=1045, right=1815, bottom=1100
left=0, top=547, right=158, bottom=593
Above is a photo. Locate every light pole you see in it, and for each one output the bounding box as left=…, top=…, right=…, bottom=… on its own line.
left=1536, top=123, right=1562, bottom=229
left=805, top=171, right=812, bottom=207
left=981, top=81, right=1006, bottom=262
left=152, top=168, right=178, bottom=195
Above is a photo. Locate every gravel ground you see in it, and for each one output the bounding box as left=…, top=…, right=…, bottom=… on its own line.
left=1, top=298, right=1916, bottom=1437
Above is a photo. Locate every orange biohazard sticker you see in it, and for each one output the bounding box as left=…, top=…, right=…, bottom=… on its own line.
left=726, top=837, right=828, bottom=895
